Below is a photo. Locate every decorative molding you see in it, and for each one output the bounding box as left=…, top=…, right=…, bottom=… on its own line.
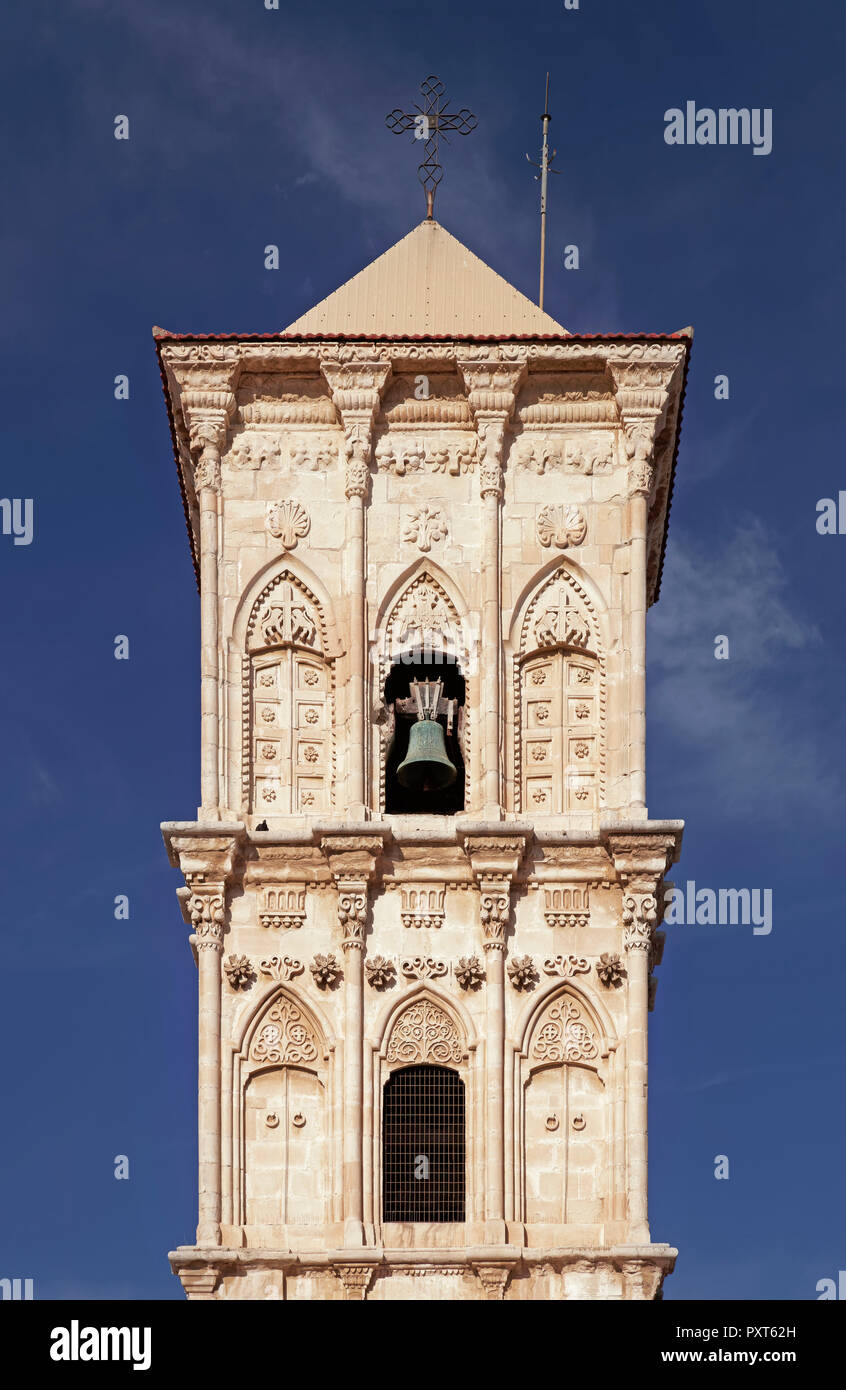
left=543, top=954, right=590, bottom=980
left=259, top=954, right=304, bottom=984
left=259, top=887, right=306, bottom=930
left=265, top=499, right=310, bottom=550
left=473, top=1264, right=512, bottom=1301
left=543, top=885, right=590, bottom=929
left=400, top=884, right=445, bottom=930
left=375, top=436, right=477, bottom=475
left=386, top=997, right=463, bottom=1065
left=400, top=956, right=448, bottom=981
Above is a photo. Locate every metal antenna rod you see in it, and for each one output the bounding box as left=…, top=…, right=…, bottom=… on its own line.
left=539, top=73, right=551, bottom=310
left=526, top=74, right=559, bottom=311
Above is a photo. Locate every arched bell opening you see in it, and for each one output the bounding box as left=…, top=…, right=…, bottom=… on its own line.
left=384, top=657, right=466, bottom=814
left=382, top=1064, right=466, bottom=1223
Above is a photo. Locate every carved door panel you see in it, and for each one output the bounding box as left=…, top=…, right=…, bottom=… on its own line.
left=244, top=1068, right=326, bottom=1230
left=524, top=1064, right=606, bottom=1224
left=565, top=658, right=600, bottom=813
left=521, top=654, right=563, bottom=813
left=520, top=652, right=601, bottom=814
left=251, top=654, right=330, bottom=815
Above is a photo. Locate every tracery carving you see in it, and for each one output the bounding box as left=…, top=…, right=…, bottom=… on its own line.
left=530, top=994, right=599, bottom=1065
left=249, top=995, right=319, bottom=1065
left=386, top=997, right=463, bottom=1065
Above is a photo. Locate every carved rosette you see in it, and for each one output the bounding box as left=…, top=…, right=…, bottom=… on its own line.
left=365, top=955, right=396, bottom=990
left=596, top=952, right=626, bottom=987
left=455, top=955, right=485, bottom=990
left=223, top=954, right=254, bottom=989
left=309, top=953, right=341, bottom=989
left=507, top=954, right=539, bottom=991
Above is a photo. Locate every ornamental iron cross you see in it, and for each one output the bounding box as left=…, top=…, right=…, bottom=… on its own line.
left=386, top=76, right=477, bottom=218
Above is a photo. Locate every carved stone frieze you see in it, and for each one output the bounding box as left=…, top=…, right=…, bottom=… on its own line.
left=514, top=432, right=614, bottom=475
left=259, top=887, right=306, bottom=930
left=375, top=436, right=477, bottom=475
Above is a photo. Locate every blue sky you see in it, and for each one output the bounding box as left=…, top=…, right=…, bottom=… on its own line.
left=1, top=0, right=844, bottom=1299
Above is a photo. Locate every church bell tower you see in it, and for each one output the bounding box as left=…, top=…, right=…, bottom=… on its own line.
left=157, top=215, right=691, bottom=1300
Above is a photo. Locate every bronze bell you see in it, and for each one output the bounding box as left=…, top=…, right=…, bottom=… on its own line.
left=396, top=717, right=457, bottom=791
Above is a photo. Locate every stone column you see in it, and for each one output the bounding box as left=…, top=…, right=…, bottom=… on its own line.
left=479, top=875, right=510, bottom=1233
left=461, top=831, right=528, bottom=1242
left=621, top=883, right=657, bottom=1243
left=607, top=360, right=676, bottom=816
left=184, top=882, right=225, bottom=1246
left=320, top=360, right=391, bottom=820
left=606, top=829, right=681, bottom=1245
left=165, top=829, right=243, bottom=1251
left=179, top=381, right=237, bottom=821
left=320, top=832, right=386, bottom=1248
left=458, top=360, right=526, bottom=819
left=337, top=877, right=367, bottom=1245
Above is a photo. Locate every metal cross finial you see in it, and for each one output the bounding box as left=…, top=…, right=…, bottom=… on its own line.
left=386, top=76, right=478, bottom=219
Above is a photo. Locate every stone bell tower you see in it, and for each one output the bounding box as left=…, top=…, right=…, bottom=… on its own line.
left=157, top=217, right=691, bottom=1301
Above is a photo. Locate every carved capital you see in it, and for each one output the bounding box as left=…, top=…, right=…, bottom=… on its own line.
left=335, top=1264, right=375, bottom=1300
left=187, top=888, right=226, bottom=953
left=473, top=1263, right=512, bottom=1300
left=336, top=882, right=368, bottom=951
left=181, top=392, right=237, bottom=494
left=458, top=359, right=526, bottom=499
left=622, top=890, right=658, bottom=953
left=320, top=359, right=391, bottom=500
left=478, top=877, right=510, bottom=951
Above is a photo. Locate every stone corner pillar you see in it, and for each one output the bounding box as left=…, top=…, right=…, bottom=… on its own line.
left=320, top=832, right=387, bottom=1248
left=457, top=357, right=527, bottom=820
left=320, top=357, right=392, bottom=820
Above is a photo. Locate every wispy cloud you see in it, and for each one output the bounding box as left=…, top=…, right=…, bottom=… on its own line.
left=649, top=516, right=842, bottom=821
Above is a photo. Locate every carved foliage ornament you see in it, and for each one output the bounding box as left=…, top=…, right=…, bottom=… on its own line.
left=224, top=955, right=255, bottom=989
left=455, top=955, right=484, bottom=990
left=386, top=998, right=462, bottom=1065
left=365, top=956, right=396, bottom=990
left=543, top=955, right=590, bottom=980
left=310, top=953, right=341, bottom=989
left=403, top=506, right=449, bottom=553
left=401, top=957, right=448, bottom=981
left=250, top=996, right=318, bottom=1065
left=622, top=892, right=658, bottom=952
left=188, top=893, right=225, bottom=951
left=531, top=995, right=599, bottom=1065
left=260, top=955, right=304, bottom=983
left=507, top=954, right=539, bottom=991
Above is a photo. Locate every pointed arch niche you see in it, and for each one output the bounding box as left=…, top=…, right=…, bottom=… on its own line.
left=511, top=983, right=620, bottom=1230
left=373, top=565, right=473, bottom=815
left=512, top=564, right=606, bottom=816
left=228, top=987, right=340, bottom=1237
left=240, top=567, right=337, bottom=817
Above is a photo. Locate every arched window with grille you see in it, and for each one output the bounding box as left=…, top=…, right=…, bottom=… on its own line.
left=382, top=1065, right=465, bottom=1223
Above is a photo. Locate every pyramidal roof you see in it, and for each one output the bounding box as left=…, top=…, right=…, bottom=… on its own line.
left=284, top=219, right=568, bottom=337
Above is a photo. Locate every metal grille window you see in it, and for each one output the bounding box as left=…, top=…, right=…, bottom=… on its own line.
left=382, top=1065, right=465, bottom=1222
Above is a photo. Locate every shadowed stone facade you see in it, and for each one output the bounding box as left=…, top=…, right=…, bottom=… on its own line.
left=157, top=219, right=691, bottom=1300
